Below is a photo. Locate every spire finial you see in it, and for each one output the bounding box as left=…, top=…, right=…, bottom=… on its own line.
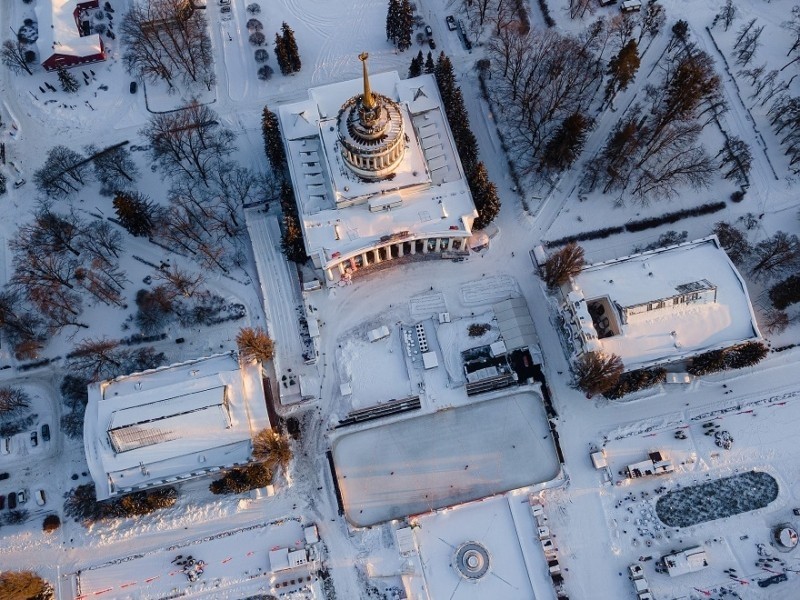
left=359, top=52, right=375, bottom=110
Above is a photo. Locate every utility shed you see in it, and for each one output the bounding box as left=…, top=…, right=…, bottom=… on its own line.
left=662, top=546, right=709, bottom=577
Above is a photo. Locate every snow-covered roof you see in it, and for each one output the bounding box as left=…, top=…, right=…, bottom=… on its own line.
left=35, top=1, right=103, bottom=62
left=570, top=236, right=761, bottom=371
left=663, top=546, right=709, bottom=577
left=492, top=296, right=536, bottom=351
left=278, top=72, right=477, bottom=269
left=84, top=353, right=270, bottom=500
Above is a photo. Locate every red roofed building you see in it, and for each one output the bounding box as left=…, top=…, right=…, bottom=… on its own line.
left=36, top=0, right=107, bottom=72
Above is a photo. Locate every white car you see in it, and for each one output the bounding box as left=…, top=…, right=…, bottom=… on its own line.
left=35, top=489, right=46, bottom=506
left=219, top=0, right=230, bottom=4
left=17, top=490, right=26, bottom=504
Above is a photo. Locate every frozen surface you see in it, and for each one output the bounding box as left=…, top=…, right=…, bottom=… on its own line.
left=332, top=390, right=559, bottom=526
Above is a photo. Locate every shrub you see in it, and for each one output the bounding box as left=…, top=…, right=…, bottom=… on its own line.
left=210, top=463, right=273, bottom=494
left=254, top=48, right=269, bottom=63
left=467, top=323, right=491, bottom=337
left=604, top=368, right=666, bottom=399
left=42, top=514, right=61, bottom=533
left=625, top=202, right=727, bottom=233
left=249, top=31, right=266, bottom=46
left=257, top=63, right=274, bottom=80
left=247, top=18, right=263, bottom=31
left=545, top=226, right=625, bottom=248
left=731, top=189, right=745, bottom=202
left=247, top=2, right=261, bottom=13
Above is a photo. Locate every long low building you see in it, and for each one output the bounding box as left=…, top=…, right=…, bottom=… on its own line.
left=84, top=352, right=270, bottom=500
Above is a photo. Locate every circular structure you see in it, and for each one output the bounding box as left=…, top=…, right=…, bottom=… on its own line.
left=774, top=525, right=798, bottom=550
left=453, top=542, right=491, bottom=581
left=337, top=53, right=406, bottom=181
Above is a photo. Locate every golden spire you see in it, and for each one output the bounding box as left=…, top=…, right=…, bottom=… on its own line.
left=359, top=52, right=375, bottom=110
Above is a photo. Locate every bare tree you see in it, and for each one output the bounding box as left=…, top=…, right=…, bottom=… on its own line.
left=0, top=289, right=47, bottom=359
left=155, top=265, right=204, bottom=298
left=252, top=428, right=292, bottom=469
left=735, top=25, right=763, bottom=67
left=716, top=136, right=752, bottom=185
left=236, top=327, right=275, bottom=362
left=543, top=243, right=585, bottom=288
left=142, top=101, right=236, bottom=185
left=750, top=231, right=800, bottom=279
left=85, top=144, right=140, bottom=196
left=783, top=5, right=800, bottom=57
left=716, top=0, right=737, bottom=32
left=637, top=0, right=665, bottom=44
left=1, top=39, right=33, bottom=75
left=33, top=146, right=91, bottom=198
left=574, top=352, right=624, bottom=397
left=67, top=338, right=124, bottom=382
left=0, top=387, right=31, bottom=418
left=120, top=0, right=214, bottom=90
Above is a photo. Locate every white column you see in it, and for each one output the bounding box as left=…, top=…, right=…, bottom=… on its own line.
left=397, top=243, right=404, bottom=257
left=373, top=248, right=382, bottom=263
left=410, top=241, right=416, bottom=255
left=337, top=262, right=346, bottom=274
left=384, top=245, right=393, bottom=260
left=422, top=239, right=429, bottom=254
left=361, top=253, right=369, bottom=267
left=325, top=268, right=334, bottom=281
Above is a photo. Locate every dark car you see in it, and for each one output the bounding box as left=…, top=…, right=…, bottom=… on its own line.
left=30, top=431, right=38, bottom=447
left=425, top=25, right=432, bottom=36
left=41, top=424, right=50, bottom=442
left=429, top=39, right=436, bottom=49
left=0, top=472, right=9, bottom=481
left=130, top=81, right=138, bottom=94
left=0, top=495, right=5, bottom=510
left=446, top=15, right=457, bottom=30
left=8, top=492, right=17, bottom=510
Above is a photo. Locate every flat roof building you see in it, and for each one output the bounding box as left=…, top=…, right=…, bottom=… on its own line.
left=277, top=54, right=478, bottom=285
left=560, top=236, right=761, bottom=371
left=84, top=352, right=270, bottom=500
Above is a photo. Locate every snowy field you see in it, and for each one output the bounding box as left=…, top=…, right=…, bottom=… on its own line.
left=331, top=390, right=559, bottom=526
left=73, top=520, right=310, bottom=600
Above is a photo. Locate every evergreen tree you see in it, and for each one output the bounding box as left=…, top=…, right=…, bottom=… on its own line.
left=769, top=274, right=800, bottom=309
left=409, top=51, right=423, bottom=78
left=274, top=32, right=289, bottom=75
left=261, top=106, right=286, bottom=174
left=397, top=0, right=413, bottom=51
left=541, top=112, right=592, bottom=172
left=57, top=67, right=80, bottom=93
left=469, top=162, right=501, bottom=230
left=435, top=52, right=479, bottom=176
left=113, top=191, right=157, bottom=237
left=724, top=341, right=768, bottom=369
left=281, top=212, right=307, bottom=263
left=424, top=51, right=435, bottom=74
left=604, top=39, right=640, bottom=106
left=386, top=0, right=400, bottom=44
left=281, top=22, right=301, bottom=73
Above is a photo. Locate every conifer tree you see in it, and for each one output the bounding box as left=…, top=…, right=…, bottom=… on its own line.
left=604, top=39, right=640, bottom=106
left=274, top=32, right=289, bottom=75
left=409, top=50, right=423, bottom=78
left=113, top=191, right=158, bottom=237
left=397, top=0, right=413, bottom=51
left=281, top=22, right=301, bottom=73
left=469, top=163, right=501, bottom=230
left=261, top=106, right=286, bottom=174
left=57, top=67, right=80, bottom=93
left=386, top=0, right=400, bottom=44
left=541, top=112, right=592, bottom=172
left=424, top=51, right=435, bottom=74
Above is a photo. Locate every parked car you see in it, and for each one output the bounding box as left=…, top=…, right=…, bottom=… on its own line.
left=0, top=472, right=9, bottom=481
left=8, top=492, right=17, bottom=510
left=1, top=437, right=9, bottom=455
left=219, top=0, right=231, bottom=4
left=429, top=39, right=436, bottom=49
left=0, top=495, right=5, bottom=510
left=425, top=25, right=432, bottom=36
left=35, top=490, right=46, bottom=506
left=446, top=15, right=457, bottom=30
left=221, top=5, right=232, bottom=19
left=17, top=490, right=26, bottom=504
left=129, top=81, right=138, bottom=94
left=30, top=431, right=38, bottom=447
left=41, top=424, right=50, bottom=443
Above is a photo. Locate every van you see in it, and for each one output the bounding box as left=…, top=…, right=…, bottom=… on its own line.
left=621, top=0, right=642, bottom=12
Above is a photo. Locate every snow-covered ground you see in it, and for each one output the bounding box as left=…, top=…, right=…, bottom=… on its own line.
left=2, top=0, right=800, bottom=599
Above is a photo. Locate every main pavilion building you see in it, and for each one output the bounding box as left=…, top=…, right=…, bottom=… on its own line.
left=278, top=53, right=479, bottom=284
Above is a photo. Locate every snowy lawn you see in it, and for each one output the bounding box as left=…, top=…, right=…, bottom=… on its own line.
left=331, top=390, right=559, bottom=526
